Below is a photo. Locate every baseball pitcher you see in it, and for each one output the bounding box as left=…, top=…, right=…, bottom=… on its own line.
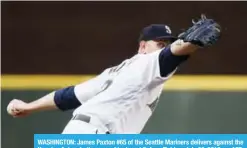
left=7, top=15, right=221, bottom=134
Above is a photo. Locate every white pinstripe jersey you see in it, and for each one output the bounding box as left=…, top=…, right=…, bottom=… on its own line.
left=73, top=49, right=176, bottom=133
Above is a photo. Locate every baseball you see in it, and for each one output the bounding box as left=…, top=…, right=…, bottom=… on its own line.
left=7, top=99, right=23, bottom=116
left=7, top=101, right=15, bottom=115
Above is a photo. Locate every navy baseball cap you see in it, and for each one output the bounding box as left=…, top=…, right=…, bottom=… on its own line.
left=138, top=24, right=177, bottom=42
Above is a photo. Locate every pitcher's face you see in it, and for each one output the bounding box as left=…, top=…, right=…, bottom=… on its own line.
left=138, top=40, right=170, bottom=54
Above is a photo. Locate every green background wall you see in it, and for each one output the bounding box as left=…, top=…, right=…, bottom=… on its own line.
left=2, top=90, right=247, bottom=148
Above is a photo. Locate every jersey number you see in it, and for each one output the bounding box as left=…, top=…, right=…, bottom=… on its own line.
left=109, top=62, right=127, bottom=74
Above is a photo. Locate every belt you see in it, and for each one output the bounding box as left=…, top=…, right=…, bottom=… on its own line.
left=72, top=114, right=91, bottom=123
left=72, top=114, right=110, bottom=134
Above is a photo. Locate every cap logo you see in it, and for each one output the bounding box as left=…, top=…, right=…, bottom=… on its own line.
left=165, top=25, right=172, bottom=34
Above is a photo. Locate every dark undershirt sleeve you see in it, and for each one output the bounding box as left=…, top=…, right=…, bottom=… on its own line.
left=54, top=86, right=81, bottom=111
left=159, top=45, right=190, bottom=77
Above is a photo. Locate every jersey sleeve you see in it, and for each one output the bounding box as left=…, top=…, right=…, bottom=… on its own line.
left=74, top=69, right=109, bottom=104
